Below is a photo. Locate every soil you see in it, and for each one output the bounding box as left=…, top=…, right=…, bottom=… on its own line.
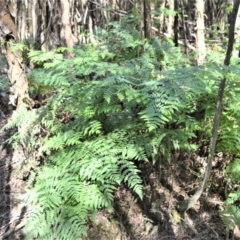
left=84, top=154, right=240, bottom=239
left=0, top=92, right=240, bottom=240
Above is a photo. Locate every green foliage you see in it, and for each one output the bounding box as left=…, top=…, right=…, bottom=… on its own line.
left=10, top=42, right=29, bottom=52
left=221, top=205, right=240, bottom=230
left=5, top=21, right=239, bottom=239
left=221, top=158, right=240, bottom=230
left=225, top=158, right=240, bottom=182
left=206, top=61, right=240, bottom=233
left=216, top=64, right=240, bottom=153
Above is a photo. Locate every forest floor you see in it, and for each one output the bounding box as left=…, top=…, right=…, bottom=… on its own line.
left=86, top=158, right=234, bottom=240
left=0, top=91, right=239, bottom=240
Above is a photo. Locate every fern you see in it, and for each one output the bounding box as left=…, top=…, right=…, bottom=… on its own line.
left=220, top=158, right=240, bottom=231
left=22, top=130, right=145, bottom=239
left=4, top=21, right=225, bottom=239
left=221, top=205, right=240, bottom=230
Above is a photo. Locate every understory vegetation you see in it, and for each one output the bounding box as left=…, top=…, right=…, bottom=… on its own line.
left=3, top=19, right=240, bottom=239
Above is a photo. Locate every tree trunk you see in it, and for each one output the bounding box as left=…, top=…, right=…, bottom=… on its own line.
left=156, top=0, right=166, bottom=33
left=0, top=0, right=32, bottom=110
left=173, top=0, right=179, bottom=46
left=6, top=42, right=33, bottom=110
left=196, top=0, right=206, bottom=65
left=3, top=0, right=136, bottom=51
left=205, top=0, right=215, bottom=38
left=60, top=0, right=78, bottom=58
left=0, top=0, right=18, bottom=40
left=233, top=4, right=240, bottom=57
left=140, top=0, right=151, bottom=39
left=180, top=0, right=189, bottom=54
left=166, top=0, right=174, bottom=37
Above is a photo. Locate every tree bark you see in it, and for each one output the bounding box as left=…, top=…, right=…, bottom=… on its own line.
left=233, top=4, right=240, bottom=57
left=6, top=41, right=33, bottom=110
left=60, top=0, right=77, bottom=49
left=166, top=0, right=174, bottom=37
left=141, top=0, right=151, bottom=39
left=158, top=0, right=166, bottom=33
left=0, top=0, right=33, bottom=110
left=173, top=0, right=179, bottom=46
left=0, top=0, right=18, bottom=40
left=3, top=0, right=135, bottom=51
left=196, top=0, right=206, bottom=65
left=180, top=0, right=189, bottom=54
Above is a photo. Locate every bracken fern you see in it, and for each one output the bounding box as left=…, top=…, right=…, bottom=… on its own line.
left=3, top=21, right=228, bottom=239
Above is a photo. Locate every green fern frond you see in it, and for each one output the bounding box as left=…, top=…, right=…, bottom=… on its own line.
left=225, top=158, right=240, bottom=182
left=221, top=205, right=240, bottom=229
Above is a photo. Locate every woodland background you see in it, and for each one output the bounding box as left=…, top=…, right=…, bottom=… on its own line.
left=0, top=0, right=240, bottom=239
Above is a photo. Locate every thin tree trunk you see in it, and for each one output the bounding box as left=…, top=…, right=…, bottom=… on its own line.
left=60, top=0, right=78, bottom=57
left=233, top=5, right=240, bottom=57
left=158, top=0, right=166, bottom=33
left=141, top=0, right=151, bottom=39
left=178, top=0, right=240, bottom=214
left=196, top=0, right=206, bottom=65
left=173, top=0, right=179, bottom=46
left=180, top=0, right=188, bottom=54
left=206, top=0, right=215, bottom=38
left=166, top=0, right=174, bottom=37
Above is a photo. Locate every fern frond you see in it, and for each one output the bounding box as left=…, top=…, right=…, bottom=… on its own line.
left=225, top=158, right=240, bottom=182
left=221, top=205, right=240, bottom=229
